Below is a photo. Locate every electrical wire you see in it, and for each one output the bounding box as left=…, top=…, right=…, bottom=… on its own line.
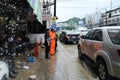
left=57, top=7, right=98, bottom=9
left=57, top=0, right=111, bottom=3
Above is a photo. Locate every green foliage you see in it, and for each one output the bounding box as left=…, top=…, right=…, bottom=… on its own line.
left=62, top=26, right=75, bottom=30
left=66, top=17, right=80, bottom=25
left=57, top=17, right=86, bottom=30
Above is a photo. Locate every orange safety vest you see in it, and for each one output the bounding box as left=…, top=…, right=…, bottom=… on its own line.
left=49, top=31, right=56, bottom=55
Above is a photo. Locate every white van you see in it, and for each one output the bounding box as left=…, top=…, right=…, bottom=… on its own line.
left=75, top=27, right=89, bottom=36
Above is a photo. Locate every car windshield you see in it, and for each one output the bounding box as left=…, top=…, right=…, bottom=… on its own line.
left=108, top=29, right=120, bottom=45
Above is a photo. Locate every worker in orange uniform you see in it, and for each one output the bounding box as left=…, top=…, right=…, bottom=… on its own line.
left=49, top=29, right=56, bottom=56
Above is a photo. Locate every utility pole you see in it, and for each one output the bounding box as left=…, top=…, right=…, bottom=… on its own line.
left=54, top=0, right=56, bottom=17
left=74, top=17, right=76, bottom=30
left=51, top=0, right=57, bottom=29
left=111, top=0, right=112, bottom=10
left=105, top=9, right=107, bottom=26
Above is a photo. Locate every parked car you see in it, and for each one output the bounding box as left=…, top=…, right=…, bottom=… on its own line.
left=0, top=61, right=9, bottom=80
left=75, top=27, right=89, bottom=36
left=59, top=30, right=80, bottom=43
left=77, top=26, right=120, bottom=80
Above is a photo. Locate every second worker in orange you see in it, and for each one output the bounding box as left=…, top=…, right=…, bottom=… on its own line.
left=49, top=29, right=56, bottom=56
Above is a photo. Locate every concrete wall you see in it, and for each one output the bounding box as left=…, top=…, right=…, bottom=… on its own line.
left=26, top=34, right=45, bottom=43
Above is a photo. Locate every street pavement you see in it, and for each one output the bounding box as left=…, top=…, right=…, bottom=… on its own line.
left=9, top=41, right=98, bottom=80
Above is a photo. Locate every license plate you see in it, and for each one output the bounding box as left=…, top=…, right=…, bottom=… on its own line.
left=72, top=36, right=76, bottom=38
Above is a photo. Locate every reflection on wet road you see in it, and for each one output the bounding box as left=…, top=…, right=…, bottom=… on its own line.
left=53, top=42, right=88, bottom=80
left=49, top=42, right=99, bottom=80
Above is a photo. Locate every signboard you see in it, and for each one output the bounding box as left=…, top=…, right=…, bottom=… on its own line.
left=51, top=23, right=56, bottom=29
left=52, top=17, right=56, bottom=22
left=42, top=14, right=52, bottom=21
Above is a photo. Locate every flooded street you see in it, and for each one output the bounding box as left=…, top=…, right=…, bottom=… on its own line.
left=12, top=41, right=99, bottom=80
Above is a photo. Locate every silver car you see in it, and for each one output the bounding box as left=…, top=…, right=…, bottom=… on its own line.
left=77, top=26, right=120, bottom=80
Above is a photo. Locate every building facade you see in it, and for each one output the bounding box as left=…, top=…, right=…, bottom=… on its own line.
left=42, top=0, right=54, bottom=29
left=100, top=7, right=120, bottom=26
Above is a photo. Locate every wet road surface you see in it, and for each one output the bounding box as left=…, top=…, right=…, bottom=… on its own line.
left=61, top=42, right=99, bottom=80
left=10, top=42, right=99, bottom=80
left=54, top=42, right=89, bottom=80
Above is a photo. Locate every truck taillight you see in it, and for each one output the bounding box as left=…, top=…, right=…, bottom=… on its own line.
left=118, top=50, right=120, bottom=56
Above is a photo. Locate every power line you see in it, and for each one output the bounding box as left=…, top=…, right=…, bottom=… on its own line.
left=57, top=0, right=111, bottom=3
left=57, top=7, right=98, bottom=8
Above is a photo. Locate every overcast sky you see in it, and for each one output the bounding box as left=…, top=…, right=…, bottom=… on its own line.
left=51, top=0, right=120, bottom=22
